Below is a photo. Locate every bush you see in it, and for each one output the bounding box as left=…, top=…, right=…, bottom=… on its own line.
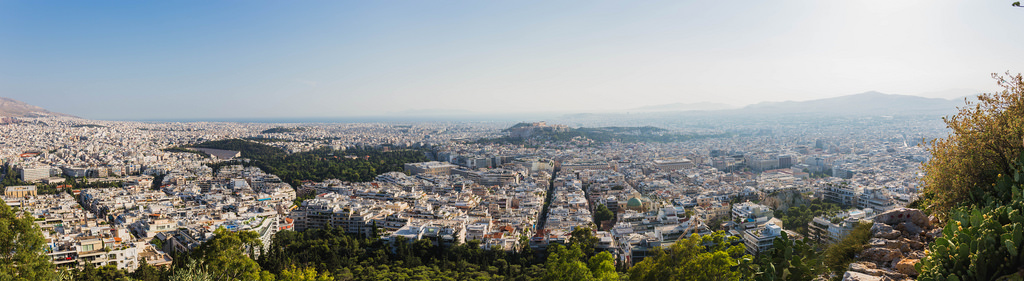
left=921, top=72, right=1024, bottom=217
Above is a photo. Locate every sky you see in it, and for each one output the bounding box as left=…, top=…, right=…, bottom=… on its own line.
left=1, top=1, right=1023, bottom=120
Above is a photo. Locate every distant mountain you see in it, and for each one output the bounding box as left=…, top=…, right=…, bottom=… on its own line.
left=390, top=108, right=476, bottom=116
left=0, top=97, right=75, bottom=118
left=631, top=102, right=736, bottom=112
left=739, top=91, right=964, bottom=116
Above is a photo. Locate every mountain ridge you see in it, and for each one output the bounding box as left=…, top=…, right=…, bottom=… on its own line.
left=736, top=91, right=964, bottom=115
left=0, top=97, right=76, bottom=118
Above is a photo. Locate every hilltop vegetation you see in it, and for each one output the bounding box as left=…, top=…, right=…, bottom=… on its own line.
left=193, top=139, right=428, bottom=185
left=261, top=127, right=306, bottom=134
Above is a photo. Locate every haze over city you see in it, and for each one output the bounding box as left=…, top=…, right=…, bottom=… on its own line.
left=6, top=1, right=1024, bottom=280
left=2, top=0, right=1023, bottom=120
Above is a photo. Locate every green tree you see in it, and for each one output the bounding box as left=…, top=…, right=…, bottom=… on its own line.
left=587, top=251, right=619, bottom=281
left=278, top=266, right=333, bottom=281
left=196, top=228, right=273, bottom=281
left=594, top=204, right=615, bottom=224
left=542, top=244, right=594, bottom=281
left=569, top=227, right=599, bottom=258
left=628, top=231, right=750, bottom=281
left=626, top=231, right=749, bottom=278
left=922, top=72, right=1024, bottom=216
left=0, top=202, right=55, bottom=280
left=131, top=259, right=164, bottom=281
left=169, top=259, right=214, bottom=281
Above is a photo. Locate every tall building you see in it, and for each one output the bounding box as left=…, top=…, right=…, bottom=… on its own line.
left=823, top=183, right=859, bottom=206
left=778, top=155, right=793, bottom=168
left=18, top=166, right=52, bottom=182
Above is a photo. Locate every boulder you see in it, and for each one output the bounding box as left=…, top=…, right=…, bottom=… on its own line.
left=871, top=223, right=894, bottom=233
left=895, top=221, right=923, bottom=236
left=901, top=238, right=924, bottom=250
left=874, top=208, right=930, bottom=229
left=844, top=271, right=886, bottom=281
left=876, top=268, right=908, bottom=280
left=906, top=250, right=927, bottom=259
left=905, top=233, right=921, bottom=242
left=876, top=266, right=909, bottom=278
left=869, top=238, right=913, bottom=253
left=871, top=223, right=902, bottom=240
left=860, top=247, right=903, bottom=263
left=868, top=238, right=893, bottom=248
left=894, top=258, right=920, bottom=276
left=850, top=262, right=882, bottom=276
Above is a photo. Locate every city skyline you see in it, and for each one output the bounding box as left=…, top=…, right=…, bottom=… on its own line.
left=2, top=1, right=1022, bottom=120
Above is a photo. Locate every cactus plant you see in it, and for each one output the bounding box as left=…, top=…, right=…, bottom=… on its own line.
left=917, top=158, right=1024, bottom=281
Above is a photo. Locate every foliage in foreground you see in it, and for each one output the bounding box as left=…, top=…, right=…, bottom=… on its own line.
left=628, top=231, right=751, bottom=281
left=917, top=162, right=1024, bottom=281
left=259, top=226, right=546, bottom=280
left=921, top=72, right=1024, bottom=217
left=750, top=232, right=824, bottom=281
left=541, top=244, right=618, bottom=281
left=0, top=202, right=56, bottom=280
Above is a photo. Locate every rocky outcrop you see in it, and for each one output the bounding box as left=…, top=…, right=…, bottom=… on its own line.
left=860, top=247, right=903, bottom=263
left=844, top=208, right=940, bottom=281
left=869, top=223, right=901, bottom=239
left=894, top=259, right=919, bottom=277
left=844, top=271, right=890, bottom=281
left=873, top=208, right=930, bottom=228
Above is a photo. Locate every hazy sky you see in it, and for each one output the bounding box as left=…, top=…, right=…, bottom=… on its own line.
left=2, top=1, right=1022, bottom=120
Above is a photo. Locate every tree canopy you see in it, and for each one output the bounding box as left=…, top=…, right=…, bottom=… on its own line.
left=0, top=203, right=55, bottom=280
left=628, top=231, right=750, bottom=281
left=195, top=228, right=271, bottom=281
left=196, top=139, right=428, bottom=185
left=594, top=204, right=615, bottom=225
left=541, top=244, right=618, bottom=281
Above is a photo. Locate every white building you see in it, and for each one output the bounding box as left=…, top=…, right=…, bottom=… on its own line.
left=19, top=165, right=52, bottom=182
left=743, top=222, right=782, bottom=255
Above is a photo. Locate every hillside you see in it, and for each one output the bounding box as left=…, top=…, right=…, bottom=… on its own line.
left=739, top=91, right=963, bottom=116
left=0, top=97, right=75, bottom=118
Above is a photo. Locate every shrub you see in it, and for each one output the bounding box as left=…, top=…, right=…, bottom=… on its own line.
left=921, top=73, right=1024, bottom=217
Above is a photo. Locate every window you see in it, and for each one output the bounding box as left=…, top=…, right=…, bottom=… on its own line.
left=82, top=244, right=94, bottom=251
